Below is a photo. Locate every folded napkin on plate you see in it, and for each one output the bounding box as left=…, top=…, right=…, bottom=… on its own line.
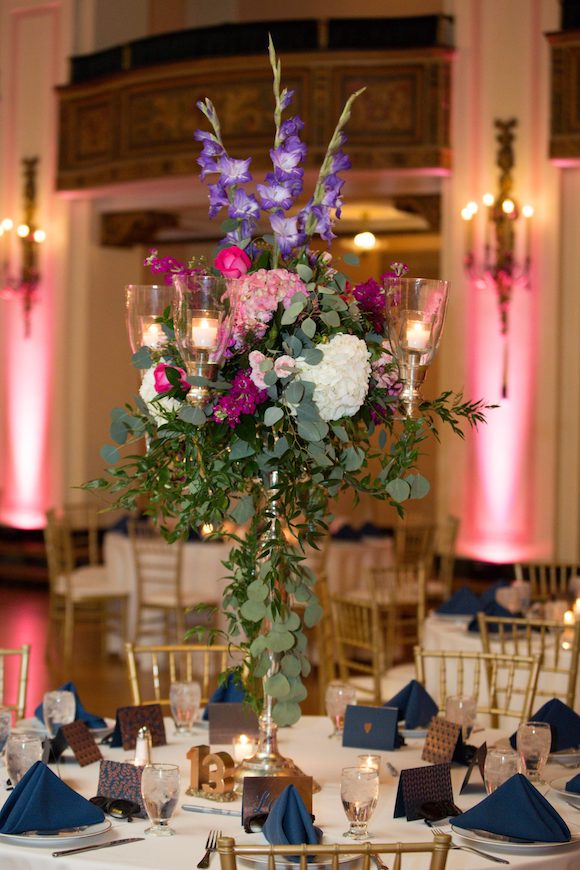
left=0, top=761, right=105, bottom=835
left=452, top=773, right=571, bottom=843
left=385, top=679, right=438, bottom=730
left=565, top=774, right=580, bottom=794
left=436, top=586, right=481, bottom=616
left=479, top=580, right=509, bottom=608
left=262, top=785, right=322, bottom=862
left=468, top=599, right=514, bottom=632
left=509, top=698, right=580, bottom=752
left=34, top=681, right=107, bottom=730
left=202, top=672, right=246, bottom=721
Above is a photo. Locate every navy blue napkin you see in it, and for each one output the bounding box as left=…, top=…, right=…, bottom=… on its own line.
left=452, top=773, right=571, bottom=842
left=0, top=761, right=105, bottom=835
left=34, top=682, right=106, bottom=730
left=262, top=785, right=322, bottom=862
left=436, top=586, right=481, bottom=616
left=202, top=672, right=246, bottom=721
left=509, top=698, right=580, bottom=752
left=331, top=524, right=360, bottom=541
left=468, top=599, right=513, bottom=632
left=359, top=522, right=389, bottom=539
left=565, top=774, right=580, bottom=794
left=479, top=580, right=509, bottom=607
left=385, top=679, right=438, bottom=730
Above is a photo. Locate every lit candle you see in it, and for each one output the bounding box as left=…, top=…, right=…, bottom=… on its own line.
left=141, top=321, right=164, bottom=348
left=232, top=733, right=256, bottom=763
left=405, top=319, right=430, bottom=352
left=357, top=754, right=381, bottom=772
left=191, top=317, right=219, bottom=349
left=563, top=610, right=575, bottom=626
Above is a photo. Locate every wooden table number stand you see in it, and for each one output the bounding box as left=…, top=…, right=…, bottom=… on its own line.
left=186, top=744, right=237, bottom=802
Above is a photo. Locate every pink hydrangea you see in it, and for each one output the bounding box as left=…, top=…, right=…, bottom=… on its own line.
left=372, top=346, right=403, bottom=395
left=228, top=268, right=309, bottom=350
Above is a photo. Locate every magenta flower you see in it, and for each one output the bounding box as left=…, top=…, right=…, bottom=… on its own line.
left=212, top=369, right=268, bottom=428
left=214, top=245, right=251, bottom=279
left=153, top=362, right=189, bottom=394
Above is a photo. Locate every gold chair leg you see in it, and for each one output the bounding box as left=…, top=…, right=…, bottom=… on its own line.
left=63, top=600, right=74, bottom=662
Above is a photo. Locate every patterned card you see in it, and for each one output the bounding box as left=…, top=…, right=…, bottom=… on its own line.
left=242, top=776, right=313, bottom=830
left=342, top=705, right=400, bottom=751
left=422, top=717, right=462, bottom=764
left=460, top=742, right=487, bottom=794
left=115, top=704, right=167, bottom=750
left=97, top=759, right=147, bottom=818
left=393, top=763, right=454, bottom=821
left=60, top=720, right=103, bottom=766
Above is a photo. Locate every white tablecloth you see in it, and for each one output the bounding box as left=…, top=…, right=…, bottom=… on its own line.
left=1, top=716, right=579, bottom=870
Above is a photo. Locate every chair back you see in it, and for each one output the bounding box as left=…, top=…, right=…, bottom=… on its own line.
left=217, top=834, right=451, bottom=870
left=414, top=646, right=541, bottom=727
left=373, top=561, right=427, bottom=648
left=477, top=613, right=580, bottom=709
left=125, top=642, right=232, bottom=707
left=331, top=580, right=387, bottom=704
left=433, top=515, right=460, bottom=599
left=394, top=521, right=436, bottom=566
left=0, top=644, right=31, bottom=719
left=129, top=520, right=184, bottom=609
left=514, top=560, right=580, bottom=602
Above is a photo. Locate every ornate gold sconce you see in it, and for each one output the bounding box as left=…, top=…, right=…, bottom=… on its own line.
left=0, top=157, right=46, bottom=337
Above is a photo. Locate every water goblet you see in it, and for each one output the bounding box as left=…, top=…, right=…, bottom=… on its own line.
left=6, top=733, right=43, bottom=785
left=445, top=695, right=477, bottom=740
left=483, top=747, right=520, bottom=794
left=42, top=690, right=76, bottom=737
left=0, top=707, right=11, bottom=755
left=325, top=681, right=356, bottom=738
left=169, top=681, right=201, bottom=734
left=141, top=763, right=180, bottom=836
left=341, top=766, right=379, bottom=839
left=517, top=721, right=552, bottom=782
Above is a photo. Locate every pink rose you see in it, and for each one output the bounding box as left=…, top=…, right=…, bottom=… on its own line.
left=274, top=355, right=295, bottom=378
left=214, top=245, right=251, bottom=278
left=153, top=362, right=189, bottom=394
left=248, top=350, right=268, bottom=389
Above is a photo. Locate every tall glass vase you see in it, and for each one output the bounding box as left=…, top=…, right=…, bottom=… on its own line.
left=234, top=470, right=320, bottom=792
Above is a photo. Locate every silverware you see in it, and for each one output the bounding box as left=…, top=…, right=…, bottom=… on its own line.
left=52, top=837, right=144, bottom=857
left=197, top=829, right=221, bottom=868
left=431, top=827, right=510, bottom=864
left=385, top=762, right=399, bottom=778
left=182, top=804, right=239, bottom=817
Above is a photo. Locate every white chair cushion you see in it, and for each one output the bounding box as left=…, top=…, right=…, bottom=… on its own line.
left=56, top=565, right=128, bottom=600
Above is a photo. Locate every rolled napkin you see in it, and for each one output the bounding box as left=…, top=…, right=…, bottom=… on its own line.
left=34, top=681, right=107, bottom=730
left=0, top=761, right=105, bottom=835
left=436, top=586, right=481, bottom=616
left=509, top=698, right=580, bottom=752
left=468, top=599, right=514, bottom=632
left=385, top=679, right=438, bottom=730
left=202, top=672, right=246, bottom=721
left=452, top=773, right=571, bottom=843
left=262, top=785, right=322, bottom=862
left=565, top=774, right=580, bottom=794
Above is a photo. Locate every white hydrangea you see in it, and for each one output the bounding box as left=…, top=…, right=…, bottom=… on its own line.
left=139, top=366, right=181, bottom=426
left=295, top=333, right=371, bottom=421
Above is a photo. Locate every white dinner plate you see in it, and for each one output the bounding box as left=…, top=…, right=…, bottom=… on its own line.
left=90, top=717, right=116, bottom=738
left=0, top=818, right=112, bottom=848
left=238, top=836, right=357, bottom=868
left=431, top=613, right=473, bottom=624
left=549, top=749, right=580, bottom=766
left=399, top=727, right=428, bottom=739
left=549, top=776, right=580, bottom=809
left=450, top=824, right=580, bottom=855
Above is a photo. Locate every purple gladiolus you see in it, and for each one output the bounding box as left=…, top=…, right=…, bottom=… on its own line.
left=229, top=189, right=261, bottom=221
left=207, top=182, right=229, bottom=218
left=270, top=213, right=306, bottom=257
left=330, top=148, right=351, bottom=174
left=217, top=155, right=252, bottom=187
left=257, top=181, right=295, bottom=212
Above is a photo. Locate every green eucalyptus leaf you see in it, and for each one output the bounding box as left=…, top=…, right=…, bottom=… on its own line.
left=132, top=347, right=152, bottom=369
left=249, top=635, right=268, bottom=656
left=302, top=348, right=323, bottom=365
left=280, top=654, right=302, bottom=677
left=186, top=375, right=213, bottom=387
left=240, top=599, right=266, bottom=621
left=378, top=429, right=387, bottom=449
left=333, top=272, right=347, bottom=292
left=272, top=700, right=301, bottom=726
left=278, top=611, right=301, bottom=631
left=285, top=335, right=303, bottom=357
left=408, top=473, right=431, bottom=499
left=296, top=264, right=313, bottom=282
left=264, top=672, right=290, bottom=699
left=386, top=477, right=411, bottom=502
left=344, top=446, right=365, bottom=471
left=231, top=495, right=255, bottom=524
left=285, top=381, right=305, bottom=404
left=229, top=439, right=256, bottom=460
left=264, top=370, right=278, bottom=387
left=281, top=301, right=304, bottom=326
left=297, top=421, right=323, bottom=443
left=178, top=405, right=207, bottom=426
left=304, top=601, right=324, bottom=627
left=332, top=424, right=349, bottom=442
left=100, top=444, right=120, bottom=465
left=301, top=317, right=316, bottom=339
left=264, top=406, right=284, bottom=426
left=287, top=680, right=308, bottom=702
left=246, top=580, right=269, bottom=601
left=266, top=630, right=295, bottom=652
left=254, top=652, right=273, bottom=678
left=320, top=310, right=341, bottom=329
left=110, top=419, right=128, bottom=445
left=273, top=436, right=290, bottom=457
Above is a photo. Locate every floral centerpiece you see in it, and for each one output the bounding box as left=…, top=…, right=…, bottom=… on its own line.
left=88, top=40, right=486, bottom=735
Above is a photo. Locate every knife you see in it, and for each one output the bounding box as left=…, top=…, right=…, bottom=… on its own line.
left=52, top=836, right=144, bottom=857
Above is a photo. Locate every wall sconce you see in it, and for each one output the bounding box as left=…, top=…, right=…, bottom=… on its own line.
left=461, top=119, right=533, bottom=397
left=0, top=157, right=46, bottom=337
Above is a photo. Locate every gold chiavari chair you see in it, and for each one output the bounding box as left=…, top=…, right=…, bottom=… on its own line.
left=0, top=644, right=31, bottom=720
left=217, top=834, right=452, bottom=870
left=44, top=507, right=129, bottom=661
left=125, top=642, right=232, bottom=708
left=477, top=612, right=580, bottom=709
left=372, top=561, right=428, bottom=652
left=331, top=590, right=386, bottom=704
left=414, top=646, right=541, bottom=728
left=394, top=520, right=437, bottom=577
left=514, top=560, right=580, bottom=602
left=427, top=515, right=460, bottom=602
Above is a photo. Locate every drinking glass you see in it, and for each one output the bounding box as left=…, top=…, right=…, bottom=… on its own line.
left=141, top=763, right=180, bottom=836
left=445, top=695, right=477, bottom=740
left=357, top=754, right=381, bottom=773
left=42, top=690, right=76, bottom=737
left=517, top=721, right=552, bottom=782
left=341, top=766, right=379, bottom=839
left=483, top=747, right=520, bottom=794
left=0, top=707, right=11, bottom=755
left=325, top=682, right=356, bottom=737
left=169, top=681, right=201, bottom=734
left=6, top=733, right=43, bottom=785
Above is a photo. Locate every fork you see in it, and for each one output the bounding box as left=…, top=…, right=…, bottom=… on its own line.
left=197, top=829, right=221, bottom=868
left=431, top=827, right=510, bottom=864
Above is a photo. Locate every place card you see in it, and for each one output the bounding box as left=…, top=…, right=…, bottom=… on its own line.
left=242, top=776, right=313, bottom=831
left=422, top=717, right=474, bottom=766
left=111, top=704, right=167, bottom=751
left=208, top=703, right=259, bottom=745
left=394, top=763, right=455, bottom=821
left=60, top=720, right=103, bottom=766
left=459, top=742, right=487, bottom=794
left=342, top=705, right=401, bottom=751
left=97, top=759, right=147, bottom=818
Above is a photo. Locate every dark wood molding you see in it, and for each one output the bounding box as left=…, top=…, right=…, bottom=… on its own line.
left=57, top=47, right=453, bottom=191
left=547, top=30, right=580, bottom=162
left=101, top=210, right=178, bottom=247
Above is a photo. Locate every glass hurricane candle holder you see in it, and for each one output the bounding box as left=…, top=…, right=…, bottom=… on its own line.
left=173, top=274, right=236, bottom=405
left=384, top=276, right=449, bottom=417
left=125, top=284, right=175, bottom=355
